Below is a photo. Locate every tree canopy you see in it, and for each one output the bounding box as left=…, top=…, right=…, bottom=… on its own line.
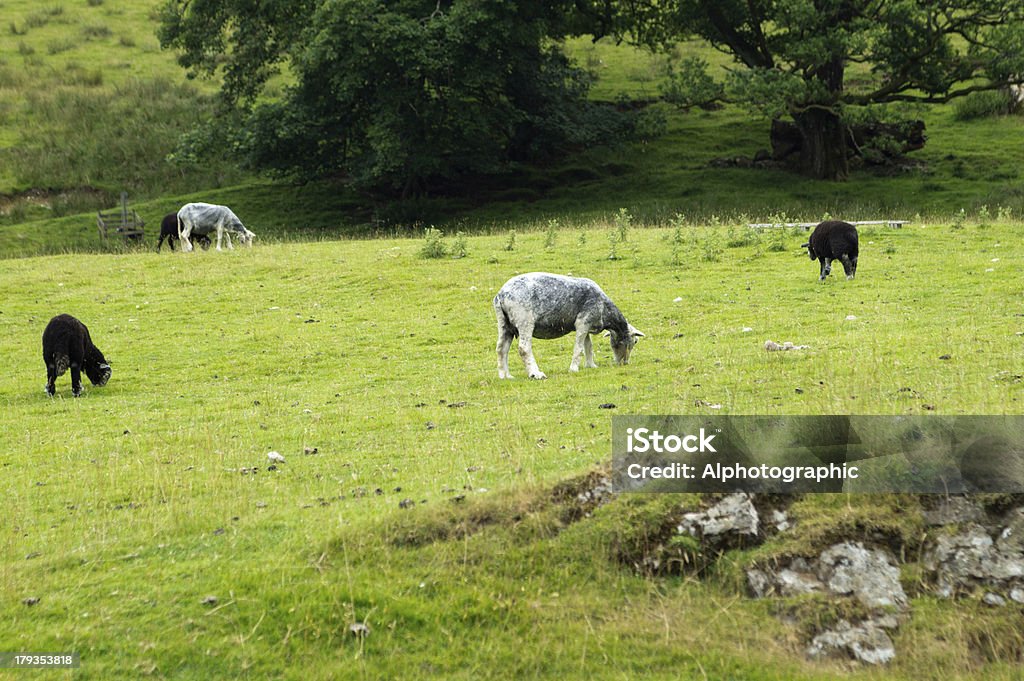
left=159, top=0, right=635, bottom=196
left=639, top=0, right=1024, bottom=178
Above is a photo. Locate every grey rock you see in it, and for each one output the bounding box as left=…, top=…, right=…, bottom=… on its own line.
left=807, top=619, right=896, bottom=665
left=770, top=509, right=791, bottom=532
left=678, top=493, right=759, bottom=539
left=818, top=542, right=908, bottom=610
left=1009, top=587, right=1024, bottom=604
left=983, top=592, right=1007, bottom=607
left=925, top=521, right=1024, bottom=594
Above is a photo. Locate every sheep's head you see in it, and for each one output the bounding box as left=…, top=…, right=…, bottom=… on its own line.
left=84, top=347, right=111, bottom=386
left=236, top=225, right=256, bottom=247
left=801, top=241, right=816, bottom=260
left=608, top=324, right=645, bottom=365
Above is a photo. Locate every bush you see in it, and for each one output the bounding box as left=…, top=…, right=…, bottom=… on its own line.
left=419, top=227, right=448, bottom=259
left=954, top=91, right=1014, bottom=121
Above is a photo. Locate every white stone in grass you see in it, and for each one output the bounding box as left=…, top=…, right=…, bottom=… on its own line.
left=986, top=268, right=995, bottom=272
left=765, top=340, right=810, bottom=351
left=741, top=327, right=753, bottom=333
left=673, top=297, right=683, bottom=303
left=267, top=451, right=285, bottom=463
left=992, top=257, right=1000, bottom=262
left=845, top=315, right=857, bottom=321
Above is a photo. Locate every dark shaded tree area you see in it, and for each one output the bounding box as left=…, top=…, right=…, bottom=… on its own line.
left=159, top=0, right=636, bottom=196
left=617, top=0, right=1024, bottom=179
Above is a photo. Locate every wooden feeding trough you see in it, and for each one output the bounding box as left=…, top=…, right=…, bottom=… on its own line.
left=97, top=192, right=145, bottom=243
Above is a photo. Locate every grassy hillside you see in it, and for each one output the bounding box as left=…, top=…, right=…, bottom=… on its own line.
left=2, top=2, right=1024, bottom=260
left=2, top=220, right=1022, bottom=678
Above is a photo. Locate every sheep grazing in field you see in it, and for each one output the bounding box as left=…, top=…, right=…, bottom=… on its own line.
left=42, top=314, right=111, bottom=397
left=177, top=202, right=255, bottom=252
left=801, top=220, right=859, bottom=282
left=157, top=212, right=210, bottom=251
left=493, top=272, right=645, bottom=379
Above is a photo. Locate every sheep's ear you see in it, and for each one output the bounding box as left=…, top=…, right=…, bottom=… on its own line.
left=603, top=330, right=611, bottom=338
left=800, top=242, right=809, bottom=249
left=628, top=324, right=645, bottom=338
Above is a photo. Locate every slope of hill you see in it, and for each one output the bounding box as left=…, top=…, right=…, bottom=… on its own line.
left=1, top=223, right=1022, bottom=677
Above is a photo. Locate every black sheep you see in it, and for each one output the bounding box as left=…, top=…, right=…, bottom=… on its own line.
left=42, top=314, right=111, bottom=397
left=156, top=212, right=211, bottom=252
left=801, top=220, right=859, bottom=282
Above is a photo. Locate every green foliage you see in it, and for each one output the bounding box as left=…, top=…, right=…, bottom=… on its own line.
left=543, top=218, right=558, bottom=250
left=614, top=207, right=632, bottom=242
left=503, top=229, right=517, bottom=252
left=954, top=90, right=1016, bottom=121
left=978, top=204, right=991, bottom=228
left=160, top=0, right=640, bottom=194
left=451, top=230, right=468, bottom=258
left=669, top=214, right=685, bottom=266
left=699, top=228, right=722, bottom=262
left=606, top=227, right=620, bottom=260
left=626, top=1, right=1024, bottom=178
left=419, top=226, right=448, bottom=259
left=660, top=56, right=724, bottom=110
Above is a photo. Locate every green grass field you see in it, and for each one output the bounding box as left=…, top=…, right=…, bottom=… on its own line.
left=2, top=220, right=1022, bottom=678
left=3, top=2, right=1024, bottom=677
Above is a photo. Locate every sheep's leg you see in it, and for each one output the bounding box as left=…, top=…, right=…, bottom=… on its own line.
left=45, top=363, right=56, bottom=396
left=224, top=231, right=234, bottom=250
left=819, top=257, right=832, bottom=282
left=516, top=322, right=546, bottom=380
left=216, top=226, right=224, bottom=251
left=584, top=334, right=597, bottom=368
left=569, top=326, right=589, bottom=372
left=178, top=216, right=193, bottom=253
left=494, top=305, right=515, bottom=379
left=841, top=255, right=857, bottom=280
left=70, top=363, right=83, bottom=397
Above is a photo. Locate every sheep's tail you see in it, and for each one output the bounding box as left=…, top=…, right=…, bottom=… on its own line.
left=493, top=295, right=517, bottom=338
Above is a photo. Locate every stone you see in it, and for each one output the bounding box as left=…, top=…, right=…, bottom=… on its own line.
left=983, top=592, right=1006, bottom=607
left=817, top=542, right=908, bottom=610
left=807, top=619, right=896, bottom=665
left=678, top=493, right=759, bottom=540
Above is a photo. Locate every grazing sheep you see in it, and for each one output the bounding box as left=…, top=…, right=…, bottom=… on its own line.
left=493, top=272, right=644, bottom=379
left=42, top=314, right=111, bottom=397
left=177, top=202, right=255, bottom=252
left=157, top=212, right=210, bottom=252
left=801, top=220, right=859, bottom=282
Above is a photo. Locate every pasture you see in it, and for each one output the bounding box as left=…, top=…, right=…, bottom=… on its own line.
left=2, top=218, right=1022, bottom=678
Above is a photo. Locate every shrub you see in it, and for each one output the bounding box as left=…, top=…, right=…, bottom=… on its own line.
left=544, top=219, right=558, bottom=250
left=419, top=227, right=447, bottom=259
left=953, top=90, right=1014, bottom=121
left=451, top=231, right=468, bottom=259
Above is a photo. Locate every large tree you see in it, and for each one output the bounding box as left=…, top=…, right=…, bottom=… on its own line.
left=624, top=0, right=1024, bottom=179
left=159, top=0, right=633, bottom=196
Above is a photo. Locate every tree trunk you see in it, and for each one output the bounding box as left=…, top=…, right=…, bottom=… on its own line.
left=792, top=107, right=849, bottom=181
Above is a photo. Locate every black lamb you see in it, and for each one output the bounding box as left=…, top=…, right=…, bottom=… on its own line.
left=157, top=212, right=211, bottom=252
left=42, top=314, right=111, bottom=397
left=801, top=220, right=859, bottom=282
